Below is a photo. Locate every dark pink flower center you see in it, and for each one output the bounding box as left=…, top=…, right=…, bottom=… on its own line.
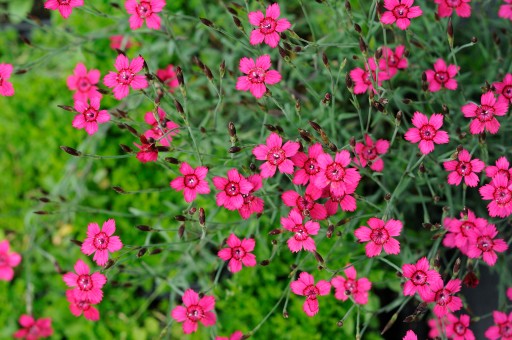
left=117, top=69, right=135, bottom=85
left=370, top=227, right=390, bottom=245
left=330, top=193, right=347, bottom=203
left=248, top=67, right=266, bottom=84
left=93, top=232, right=110, bottom=250
left=456, top=161, right=472, bottom=176
left=476, top=235, right=493, bottom=252
left=84, top=108, right=99, bottom=122
left=362, top=70, right=374, bottom=86
left=434, top=71, right=449, bottom=84
left=231, top=246, right=246, bottom=260
left=58, top=0, right=70, bottom=4
left=259, top=17, right=277, bottom=34
left=411, top=270, right=427, bottom=286
left=186, top=305, right=204, bottom=322
left=77, top=300, right=91, bottom=311
left=292, top=224, right=309, bottom=241
left=446, top=0, right=462, bottom=7
left=225, top=182, right=240, bottom=196
left=454, top=322, right=466, bottom=335
left=184, top=174, right=199, bottom=189
left=419, top=124, right=437, bottom=141
left=502, top=86, right=512, bottom=99
left=499, top=322, right=512, bottom=337
left=476, top=105, right=495, bottom=122
left=434, top=288, right=452, bottom=306
left=393, top=5, right=409, bottom=18
left=494, top=186, right=512, bottom=205
left=344, top=280, right=356, bottom=295
left=266, top=147, right=286, bottom=165
left=136, top=1, right=152, bottom=19
left=498, top=169, right=511, bottom=180
left=77, top=274, right=93, bottom=291
left=303, top=285, right=319, bottom=299
left=460, top=221, right=474, bottom=237
left=0, top=253, right=7, bottom=267
left=78, top=77, right=91, bottom=92
left=362, top=146, right=378, bottom=160
left=325, top=162, right=346, bottom=182
left=304, top=159, right=320, bottom=175
left=242, top=192, right=255, bottom=204
left=0, top=76, right=3, bottom=86
left=296, top=195, right=315, bottom=212
left=27, top=325, right=40, bottom=336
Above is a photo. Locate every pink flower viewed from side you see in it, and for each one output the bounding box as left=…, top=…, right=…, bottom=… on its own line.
left=238, top=174, right=264, bottom=220
left=143, top=108, right=179, bottom=147
left=103, top=54, right=148, bottom=100
left=0, top=63, right=14, bottom=96
left=479, top=174, right=512, bottom=218
left=354, top=134, right=390, bottom=172
left=423, top=279, right=463, bottom=317
left=13, top=315, right=53, bottom=339
left=216, top=331, right=244, bottom=340
left=446, top=313, right=475, bottom=340
left=350, top=58, right=389, bottom=95
left=467, top=224, right=507, bottom=266
left=252, top=132, right=299, bottom=178
left=236, top=55, right=281, bottom=99
left=134, top=135, right=158, bottom=163
left=331, top=265, right=372, bottom=305
left=125, top=0, right=166, bottom=30
left=486, top=157, right=512, bottom=181
left=404, top=112, right=449, bottom=155
left=435, top=0, right=472, bottom=18
left=424, top=59, right=459, bottom=92
left=354, top=218, right=402, bottom=257
left=290, top=272, right=330, bottom=316
left=67, top=63, right=101, bottom=102
left=291, top=143, right=324, bottom=186
left=156, top=64, right=179, bottom=92
left=213, top=169, right=254, bottom=211
left=485, top=311, right=512, bottom=340
left=72, top=97, right=110, bottom=135
left=380, top=0, right=423, bottom=30
left=0, top=240, right=22, bottom=281
left=281, top=184, right=327, bottom=220
left=217, top=234, right=256, bottom=273
left=498, top=0, right=512, bottom=20
left=248, top=3, right=291, bottom=48
left=171, top=289, right=216, bottom=334
left=402, top=257, right=442, bottom=300
left=315, top=150, right=361, bottom=196
left=443, top=149, right=485, bottom=187
left=494, top=73, right=512, bottom=104
left=443, top=210, right=488, bottom=255
left=44, top=0, right=83, bottom=19
left=403, top=330, right=418, bottom=340
left=170, top=162, right=210, bottom=203
left=379, top=45, right=408, bottom=78
left=81, top=219, right=123, bottom=266
left=281, top=210, right=320, bottom=253
left=62, top=259, right=107, bottom=304
left=66, top=290, right=100, bottom=321
left=462, top=91, right=509, bottom=135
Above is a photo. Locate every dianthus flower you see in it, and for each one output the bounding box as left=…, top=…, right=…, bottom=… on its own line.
left=13, top=315, right=53, bottom=339
left=62, top=259, right=107, bottom=304
left=404, top=112, right=449, bottom=155
left=380, top=0, right=423, bottom=30
left=103, top=54, right=148, bottom=100
left=134, top=135, right=158, bottom=163
left=67, top=63, right=101, bottom=102
left=170, top=162, right=210, bottom=203
left=479, top=174, right=512, bottom=218
left=252, top=132, right=299, bottom=178
left=213, top=169, right=254, bottom=210
left=44, top=0, right=83, bottom=19
left=248, top=3, right=291, bottom=48
left=236, top=55, right=281, bottom=99
left=216, top=331, right=243, bottom=340
left=434, top=0, right=472, bottom=18
left=350, top=58, right=389, bottom=95
left=290, top=272, right=330, bottom=316
left=331, top=265, right=371, bottom=305
left=378, top=45, right=408, bottom=78
left=403, top=330, right=418, bottom=340
left=424, top=59, right=459, bottom=92
left=446, top=313, right=475, bottom=340
left=315, top=150, right=361, bottom=196
left=125, top=0, right=166, bottom=30
left=423, top=279, right=463, bottom=317
left=354, top=134, right=389, bottom=172
left=467, top=224, right=507, bottom=266
left=0, top=240, right=21, bottom=281
left=0, top=63, right=14, bottom=97
left=72, top=97, right=110, bottom=135
left=462, top=91, right=509, bottom=135
left=171, top=289, right=216, bottom=334
left=217, top=234, right=256, bottom=273
left=109, top=35, right=134, bottom=50
left=493, top=73, right=512, bottom=104
left=323, top=185, right=357, bottom=215
left=402, top=257, right=442, bottom=300
left=81, top=219, right=123, bottom=266
left=443, top=149, right=485, bottom=187
left=143, top=108, right=179, bottom=147
left=281, top=210, right=320, bottom=253
left=486, top=157, right=512, bottom=181
left=508, top=287, right=512, bottom=302
left=238, top=174, right=264, bottom=219
left=281, top=184, right=327, bottom=220
left=66, top=290, right=100, bottom=321
left=355, top=218, right=402, bottom=257
left=443, top=210, right=488, bottom=255
left=498, top=0, right=512, bottom=21
left=291, top=143, right=324, bottom=186
left=156, top=64, right=179, bottom=92
left=428, top=317, right=444, bottom=339
left=485, top=311, right=512, bottom=340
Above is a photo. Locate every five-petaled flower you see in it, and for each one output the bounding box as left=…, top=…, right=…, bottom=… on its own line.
left=213, top=169, right=254, bottom=210
left=62, top=259, right=107, bottom=304
left=462, top=91, right=509, bottom=135
left=125, top=0, right=166, bottom=30
left=171, top=289, right=216, bottom=334
left=315, top=150, right=361, bottom=196
left=252, top=132, right=300, bottom=178
left=236, top=55, right=281, bottom=99
left=66, top=290, right=100, bottom=321
left=434, top=0, right=472, bottom=18
left=217, top=234, right=256, bottom=273
left=282, top=185, right=328, bottom=220
left=479, top=174, right=512, bottom=218
left=380, top=0, right=423, bottom=30
left=170, top=162, right=210, bottom=202
left=354, top=217, right=402, bottom=257
left=291, top=143, right=324, bottom=186
left=378, top=45, right=408, bottom=78
left=443, top=149, right=485, bottom=187
left=248, top=3, right=291, bottom=48
left=103, top=54, right=148, bottom=100
left=422, top=278, right=463, bottom=317
left=290, top=272, right=331, bottom=316
left=486, top=157, right=512, bottom=181
left=424, top=59, right=459, bottom=92
left=484, top=311, right=512, bottom=340
left=72, top=97, right=110, bottom=135
left=443, top=209, right=488, bottom=255
left=354, top=134, right=390, bottom=172
left=156, top=64, right=179, bottom=92
left=44, top=0, right=83, bottom=19
left=350, top=58, right=389, bottom=95
left=134, top=135, right=158, bottom=163
left=81, top=219, right=123, bottom=266
left=445, top=313, right=475, bottom=340
left=67, top=63, right=101, bottom=102
left=143, top=108, right=179, bottom=147
left=0, top=63, right=14, bottom=97
left=498, top=0, right=512, bottom=21
left=13, top=314, right=53, bottom=339
left=404, top=112, right=450, bottom=154
left=0, top=240, right=22, bottom=281
left=281, top=210, right=320, bottom=253
left=401, top=257, right=441, bottom=300
left=493, top=73, right=512, bottom=104
left=238, top=174, right=265, bottom=220
left=331, top=265, right=372, bottom=305
left=467, top=224, right=507, bottom=266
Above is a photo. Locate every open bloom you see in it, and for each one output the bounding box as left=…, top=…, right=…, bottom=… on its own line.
left=67, top=63, right=101, bottom=102
left=462, top=91, right=509, bottom=135
left=66, top=290, right=100, bottom=321
left=238, top=174, right=264, bottom=219
left=354, top=134, right=389, bottom=172
left=424, top=59, right=459, bottom=92
left=236, top=55, right=281, bottom=98
left=443, top=149, right=485, bottom=187
left=323, top=185, right=357, bottom=215
left=170, top=162, right=210, bottom=202
left=213, top=169, right=254, bottom=210
left=315, top=150, right=361, bottom=196
left=380, top=0, right=423, bottom=30
left=171, top=289, right=216, bottom=334
left=443, top=210, right=488, bottom=255
left=0, top=240, right=22, bottom=281
left=109, top=35, right=134, bottom=50
left=143, top=108, right=179, bottom=147
left=134, top=135, right=158, bottom=163
left=290, top=272, right=330, bottom=316
left=486, top=157, right=512, bottom=181
left=378, top=45, right=408, bottom=78
left=479, top=174, right=512, bottom=218
left=281, top=210, right=320, bottom=253
left=81, top=219, right=123, bottom=266
left=403, top=330, right=418, bottom=340
left=493, top=73, right=512, bottom=104
left=291, top=143, right=324, bottom=186
left=446, top=313, right=475, bottom=340
left=423, top=279, right=462, bottom=317
left=435, top=0, right=472, bottom=17
left=485, top=311, right=512, bottom=340
left=103, top=54, right=148, bottom=100
left=217, top=234, right=256, bottom=273
left=0, top=63, right=14, bottom=96
left=156, top=64, right=179, bottom=92
left=402, top=257, right=442, bottom=300
left=404, top=112, right=449, bottom=154
left=13, top=315, right=53, bottom=339
left=331, top=265, right=371, bottom=305
left=62, top=259, right=107, bottom=304
left=282, top=184, right=327, bottom=220
left=248, top=3, right=291, bottom=48
left=73, top=97, right=110, bottom=135
left=252, top=132, right=299, bottom=178
left=350, top=58, right=389, bottom=95
left=355, top=218, right=402, bottom=257
left=467, top=224, right=507, bottom=266
left=498, top=0, right=512, bottom=20
left=44, top=0, right=83, bottom=19
left=125, top=0, right=166, bottom=30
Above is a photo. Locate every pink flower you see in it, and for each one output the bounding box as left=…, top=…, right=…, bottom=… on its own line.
left=354, top=134, right=390, bottom=172
left=466, top=224, right=507, bottom=266
left=479, top=174, right=512, bottom=218
left=13, top=315, right=53, bottom=339
left=508, top=287, right=512, bottom=302
left=66, top=290, right=100, bottom=321
left=248, top=3, right=291, bottom=48
left=485, top=311, right=512, bottom=340
left=493, top=73, right=512, bottom=104
left=281, top=184, right=327, bottom=220
left=424, top=59, right=459, bottom=92
left=216, top=331, right=243, bottom=340
left=171, top=289, right=216, bottom=334
left=125, top=0, right=166, bottom=30
left=217, top=234, right=256, bottom=273
left=62, top=259, right=107, bottom=304
left=315, top=150, right=361, bottom=196
left=402, top=257, right=441, bottom=300
left=323, top=185, right=357, bottom=215
left=67, top=63, right=101, bottom=102
left=354, top=218, right=402, bottom=257
left=238, top=174, right=264, bottom=219
left=134, top=135, right=158, bottom=163
left=331, top=265, right=371, bottom=305
left=290, top=272, right=330, bottom=316
left=350, top=58, right=389, bottom=95
left=443, top=149, right=485, bottom=187
left=81, top=219, right=123, bottom=266
left=72, top=97, right=110, bottom=135
left=378, top=45, right=408, bottom=78
left=380, top=0, right=423, bottom=30
left=428, top=317, right=445, bottom=338
left=422, top=279, right=462, bottom=317
left=44, top=0, right=83, bottom=19
left=156, top=64, right=179, bottom=92
left=103, top=54, right=148, bottom=100
left=252, top=133, right=299, bottom=178
left=446, top=313, right=475, bottom=340
left=486, top=157, right=512, bottom=181
left=236, top=55, right=281, bottom=99
left=462, top=91, right=509, bottom=135
left=213, top=169, right=254, bottom=210
left=404, top=112, right=449, bottom=155
left=498, top=0, right=512, bottom=20
left=170, top=162, right=210, bottom=203
left=143, top=108, right=179, bottom=147
left=281, top=210, right=320, bottom=253
left=0, top=239, right=22, bottom=281
left=403, top=330, right=418, bottom=340
left=0, top=63, right=14, bottom=96
left=442, top=210, right=488, bottom=255
left=435, top=0, right=472, bottom=18
left=291, top=143, right=324, bottom=186
left=109, top=35, right=134, bottom=50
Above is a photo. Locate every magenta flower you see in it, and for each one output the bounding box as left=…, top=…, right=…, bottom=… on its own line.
left=428, top=317, right=444, bottom=339
left=507, top=287, right=512, bottom=302
left=403, top=330, right=418, bottom=340
left=402, top=257, right=441, bottom=300
left=13, top=315, right=53, bottom=339
left=290, top=272, right=330, bottom=317
left=156, top=64, right=179, bottom=92
left=213, top=169, right=254, bottom=210
left=171, top=289, right=216, bottom=334
left=252, top=132, right=299, bottom=178
left=315, top=150, right=361, bottom=196
left=424, top=59, right=459, bottom=92
left=134, top=135, right=158, bottom=163
left=443, top=149, right=485, bottom=187
left=486, top=157, right=512, bottom=181
left=0, top=63, right=14, bottom=97
left=354, top=218, right=402, bottom=257
left=354, top=134, right=390, bottom=172
left=217, top=234, right=256, bottom=273
left=44, top=0, right=83, bottom=19
left=462, top=91, right=509, bottom=135
left=281, top=210, right=320, bottom=253
left=493, top=73, right=512, bottom=104
left=67, top=63, right=101, bottom=102
left=331, top=265, right=372, bottom=305
left=281, top=184, right=327, bottom=220
left=467, top=224, right=507, bottom=266
left=479, top=174, right=512, bottom=218
left=238, top=174, right=264, bottom=220
left=380, top=0, right=423, bottom=30
left=109, top=35, right=134, bottom=50
left=236, top=55, right=281, bottom=99
left=170, top=162, right=210, bottom=202
left=125, top=0, right=166, bottom=30
left=404, top=112, right=449, bottom=155
left=435, top=0, right=471, bottom=17
left=81, top=219, right=123, bottom=266
left=485, top=311, right=512, bottom=340
left=72, top=97, right=110, bottom=135
left=216, top=331, right=243, bottom=340
left=143, top=108, right=179, bottom=147
left=443, top=210, right=488, bottom=255
left=291, top=143, right=324, bottom=186
left=350, top=58, right=389, bottom=95
left=378, top=45, right=408, bottom=78
left=498, top=0, right=512, bottom=20
left=248, top=3, right=291, bottom=48
left=0, top=240, right=21, bottom=281
left=103, top=54, right=148, bottom=100
left=66, top=290, right=100, bottom=321
left=423, top=278, right=462, bottom=317
left=446, top=313, right=475, bottom=340
left=62, top=259, right=107, bottom=304
left=323, top=185, right=357, bottom=215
